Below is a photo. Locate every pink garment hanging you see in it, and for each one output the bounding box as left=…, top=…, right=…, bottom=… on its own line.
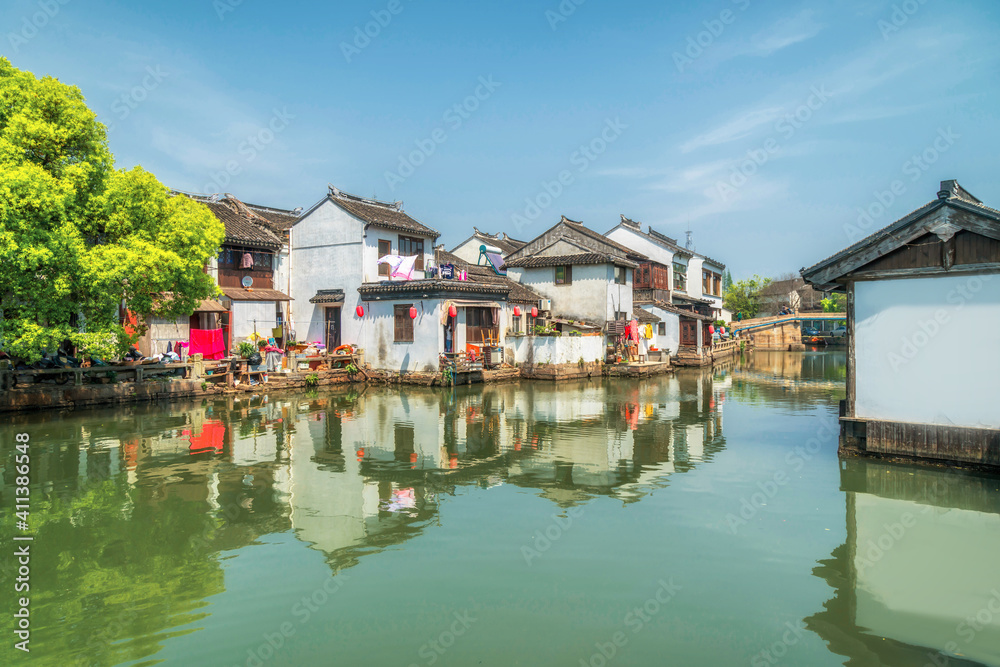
left=392, top=255, right=418, bottom=280
left=240, top=253, right=254, bottom=269
left=189, top=328, right=225, bottom=360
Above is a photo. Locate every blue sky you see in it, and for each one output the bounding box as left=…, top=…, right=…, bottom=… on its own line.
left=4, top=0, right=998, bottom=277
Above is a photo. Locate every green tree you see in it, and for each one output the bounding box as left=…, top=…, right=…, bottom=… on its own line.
left=0, top=59, right=224, bottom=361
left=723, top=274, right=772, bottom=319
left=722, top=269, right=733, bottom=293
left=820, top=293, right=847, bottom=312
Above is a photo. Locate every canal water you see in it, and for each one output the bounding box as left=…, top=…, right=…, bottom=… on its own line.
left=2, top=350, right=999, bottom=667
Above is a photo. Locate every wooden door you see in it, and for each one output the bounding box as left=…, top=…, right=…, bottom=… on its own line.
left=325, top=307, right=341, bottom=349
left=680, top=319, right=697, bottom=346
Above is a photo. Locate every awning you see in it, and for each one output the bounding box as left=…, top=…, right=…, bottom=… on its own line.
left=194, top=299, right=228, bottom=313
left=220, top=287, right=292, bottom=302
left=309, top=289, right=345, bottom=305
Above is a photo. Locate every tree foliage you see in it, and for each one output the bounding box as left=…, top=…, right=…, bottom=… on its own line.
left=821, top=292, right=847, bottom=312
left=0, top=58, right=224, bottom=361
left=723, top=274, right=772, bottom=319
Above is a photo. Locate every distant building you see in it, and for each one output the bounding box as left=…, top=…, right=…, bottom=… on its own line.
left=503, top=215, right=645, bottom=329
left=802, top=180, right=1000, bottom=468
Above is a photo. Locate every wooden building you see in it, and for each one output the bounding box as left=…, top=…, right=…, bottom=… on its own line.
left=802, top=180, right=1000, bottom=468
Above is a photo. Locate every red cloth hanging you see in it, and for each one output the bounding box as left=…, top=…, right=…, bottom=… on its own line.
left=189, top=328, right=225, bottom=360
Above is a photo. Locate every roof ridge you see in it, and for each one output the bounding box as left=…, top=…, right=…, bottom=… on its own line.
left=329, top=185, right=402, bottom=211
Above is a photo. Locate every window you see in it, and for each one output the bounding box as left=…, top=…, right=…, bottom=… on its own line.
left=673, top=262, right=687, bottom=291
left=378, top=240, right=391, bottom=277
left=713, top=273, right=722, bottom=296
left=217, top=247, right=273, bottom=271
left=393, top=304, right=414, bottom=342
left=657, top=322, right=666, bottom=336
left=398, top=236, right=425, bottom=270
left=614, top=266, right=627, bottom=285
left=703, top=270, right=711, bottom=294
left=512, top=315, right=522, bottom=334
left=555, top=265, right=572, bottom=285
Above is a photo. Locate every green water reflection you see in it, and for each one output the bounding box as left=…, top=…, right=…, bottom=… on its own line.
left=1, top=350, right=997, bottom=666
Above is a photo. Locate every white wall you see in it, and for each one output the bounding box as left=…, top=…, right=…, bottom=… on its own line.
left=508, top=263, right=630, bottom=325
left=362, top=227, right=434, bottom=283
left=638, top=306, right=680, bottom=354
left=606, top=226, right=675, bottom=266
left=509, top=335, right=605, bottom=365
left=854, top=274, right=1000, bottom=428
left=362, top=300, right=442, bottom=372
left=230, top=300, right=279, bottom=341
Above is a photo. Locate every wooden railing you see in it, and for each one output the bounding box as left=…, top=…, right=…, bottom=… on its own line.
left=440, top=353, right=483, bottom=373
left=0, top=363, right=192, bottom=391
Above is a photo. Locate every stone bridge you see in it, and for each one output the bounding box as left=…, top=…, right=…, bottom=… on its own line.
left=731, top=312, right=846, bottom=350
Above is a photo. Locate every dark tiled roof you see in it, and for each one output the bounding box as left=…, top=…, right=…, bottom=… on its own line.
left=246, top=205, right=300, bottom=232
left=634, top=309, right=660, bottom=323
left=801, top=180, right=1000, bottom=284
left=504, top=253, right=639, bottom=269
left=309, top=289, right=345, bottom=304
left=559, top=216, right=648, bottom=260
left=204, top=201, right=284, bottom=248
left=644, top=301, right=715, bottom=321
left=434, top=247, right=543, bottom=303
left=221, top=287, right=292, bottom=301
left=329, top=187, right=439, bottom=239
left=358, top=280, right=508, bottom=298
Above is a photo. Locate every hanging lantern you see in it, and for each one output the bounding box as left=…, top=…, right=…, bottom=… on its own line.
left=356, top=305, right=364, bottom=317
left=530, top=306, right=538, bottom=318
left=709, top=325, right=715, bottom=334
left=513, top=306, right=521, bottom=317
left=409, top=306, right=417, bottom=319
left=449, top=304, right=458, bottom=318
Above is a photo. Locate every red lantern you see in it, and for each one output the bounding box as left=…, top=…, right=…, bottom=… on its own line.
left=356, top=305, right=364, bottom=317
left=513, top=306, right=521, bottom=317
left=709, top=325, right=715, bottom=334
left=530, top=306, right=538, bottom=318
left=409, top=306, right=417, bottom=319
left=449, top=305, right=458, bottom=318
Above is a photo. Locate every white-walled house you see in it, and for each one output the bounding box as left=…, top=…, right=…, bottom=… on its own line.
left=290, top=188, right=537, bottom=373
left=606, top=215, right=728, bottom=320
left=503, top=216, right=644, bottom=328
left=290, top=187, right=439, bottom=354
left=802, top=180, right=1000, bottom=468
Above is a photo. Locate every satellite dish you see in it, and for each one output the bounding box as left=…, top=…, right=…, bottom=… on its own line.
left=242, top=275, right=253, bottom=288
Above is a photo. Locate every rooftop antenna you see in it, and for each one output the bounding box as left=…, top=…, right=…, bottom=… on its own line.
left=685, top=223, right=695, bottom=252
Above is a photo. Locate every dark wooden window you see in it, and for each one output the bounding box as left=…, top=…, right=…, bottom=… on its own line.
left=218, top=247, right=273, bottom=271
left=615, top=266, right=627, bottom=284
left=394, top=304, right=414, bottom=342
left=703, top=270, right=711, bottom=294
left=378, top=240, right=392, bottom=277
left=555, top=265, right=572, bottom=285
left=658, top=322, right=666, bottom=336
left=398, top=235, right=425, bottom=270
left=466, top=307, right=499, bottom=345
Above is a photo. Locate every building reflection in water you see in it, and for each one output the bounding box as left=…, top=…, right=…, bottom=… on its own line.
left=807, top=459, right=1000, bottom=666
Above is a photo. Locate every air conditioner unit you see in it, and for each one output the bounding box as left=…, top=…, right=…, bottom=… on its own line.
left=538, top=299, right=552, bottom=312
